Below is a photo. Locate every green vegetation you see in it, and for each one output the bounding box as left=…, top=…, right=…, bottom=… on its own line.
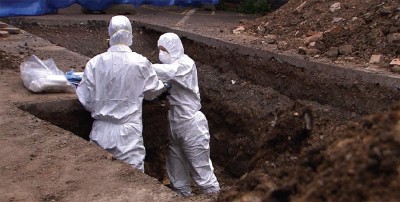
left=237, top=0, right=271, bottom=14
left=217, top=0, right=271, bottom=14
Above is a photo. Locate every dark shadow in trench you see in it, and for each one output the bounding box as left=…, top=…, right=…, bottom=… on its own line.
left=18, top=99, right=170, bottom=182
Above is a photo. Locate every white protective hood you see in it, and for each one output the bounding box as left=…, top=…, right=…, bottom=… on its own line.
left=153, top=33, right=201, bottom=124
left=157, top=32, right=184, bottom=63
left=108, top=15, right=133, bottom=47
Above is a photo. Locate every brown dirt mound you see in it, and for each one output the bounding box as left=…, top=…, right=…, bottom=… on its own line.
left=218, top=103, right=400, bottom=201
left=240, top=0, right=400, bottom=70
left=217, top=1, right=400, bottom=200
left=300, top=104, right=400, bottom=201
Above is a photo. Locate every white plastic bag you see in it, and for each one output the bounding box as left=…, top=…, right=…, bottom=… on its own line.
left=20, top=55, right=75, bottom=93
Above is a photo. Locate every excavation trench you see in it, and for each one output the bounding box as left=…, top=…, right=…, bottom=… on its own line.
left=17, top=99, right=171, bottom=182
left=10, top=20, right=400, bottom=197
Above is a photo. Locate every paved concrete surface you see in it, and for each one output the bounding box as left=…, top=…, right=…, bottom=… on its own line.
left=23, top=4, right=257, bottom=38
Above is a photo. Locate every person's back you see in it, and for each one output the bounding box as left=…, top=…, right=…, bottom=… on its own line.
left=87, top=48, right=158, bottom=123
left=152, top=32, right=220, bottom=196
left=76, top=15, right=165, bottom=172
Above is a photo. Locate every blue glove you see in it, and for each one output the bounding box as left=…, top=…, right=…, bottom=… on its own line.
left=164, top=82, right=172, bottom=90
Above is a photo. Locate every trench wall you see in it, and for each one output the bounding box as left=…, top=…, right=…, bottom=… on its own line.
left=9, top=18, right=400, bottom=116
left=9, top=19, right=400, bottom=178
left=136, top=25, right=400, bottom=176
left=136, top=25, right=400, bottom=177
left=138, top=24, right=400, bottom=116
left=137, top=26, right=400, bottom=177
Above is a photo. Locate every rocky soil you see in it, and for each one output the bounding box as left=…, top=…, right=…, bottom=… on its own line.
left=217, top=1, right=400, bottom=201
left=236, top=0, right=400, bottom=72
left=218, top=103, right=400, bottom=201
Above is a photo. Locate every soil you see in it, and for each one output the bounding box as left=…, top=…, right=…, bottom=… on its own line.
left=218, top=104, right=400, bottom=201
left=13, top=23, right=379, bottom=201
left=215, top=1, right=400, bottom=200
left=238, top=0, right=400, bottom=71
left=0, top=23, right=210, bottom=201
left=1, top=2, right=400, bottom=201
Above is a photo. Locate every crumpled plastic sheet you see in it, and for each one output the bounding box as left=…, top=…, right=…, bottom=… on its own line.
left=20, top=55, right=76, bottom=93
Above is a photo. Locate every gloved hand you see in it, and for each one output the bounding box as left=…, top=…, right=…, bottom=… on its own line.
left=155, top=82, right=171, bottom=101
left=164, top=82, right=172, bottom=90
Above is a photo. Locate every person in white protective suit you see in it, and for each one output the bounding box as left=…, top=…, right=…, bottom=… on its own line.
left=76, top=15, right=167, bottom=173
left=152, top=32, right=220, bottom=196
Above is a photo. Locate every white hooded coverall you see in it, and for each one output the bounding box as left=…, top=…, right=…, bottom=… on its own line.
left=152, top=33, right=220, bottom=196
left=76, top=15, right=165, bottom=172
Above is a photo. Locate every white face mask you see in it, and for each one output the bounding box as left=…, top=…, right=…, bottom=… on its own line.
left=159, top=50, right=171, bottom=64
